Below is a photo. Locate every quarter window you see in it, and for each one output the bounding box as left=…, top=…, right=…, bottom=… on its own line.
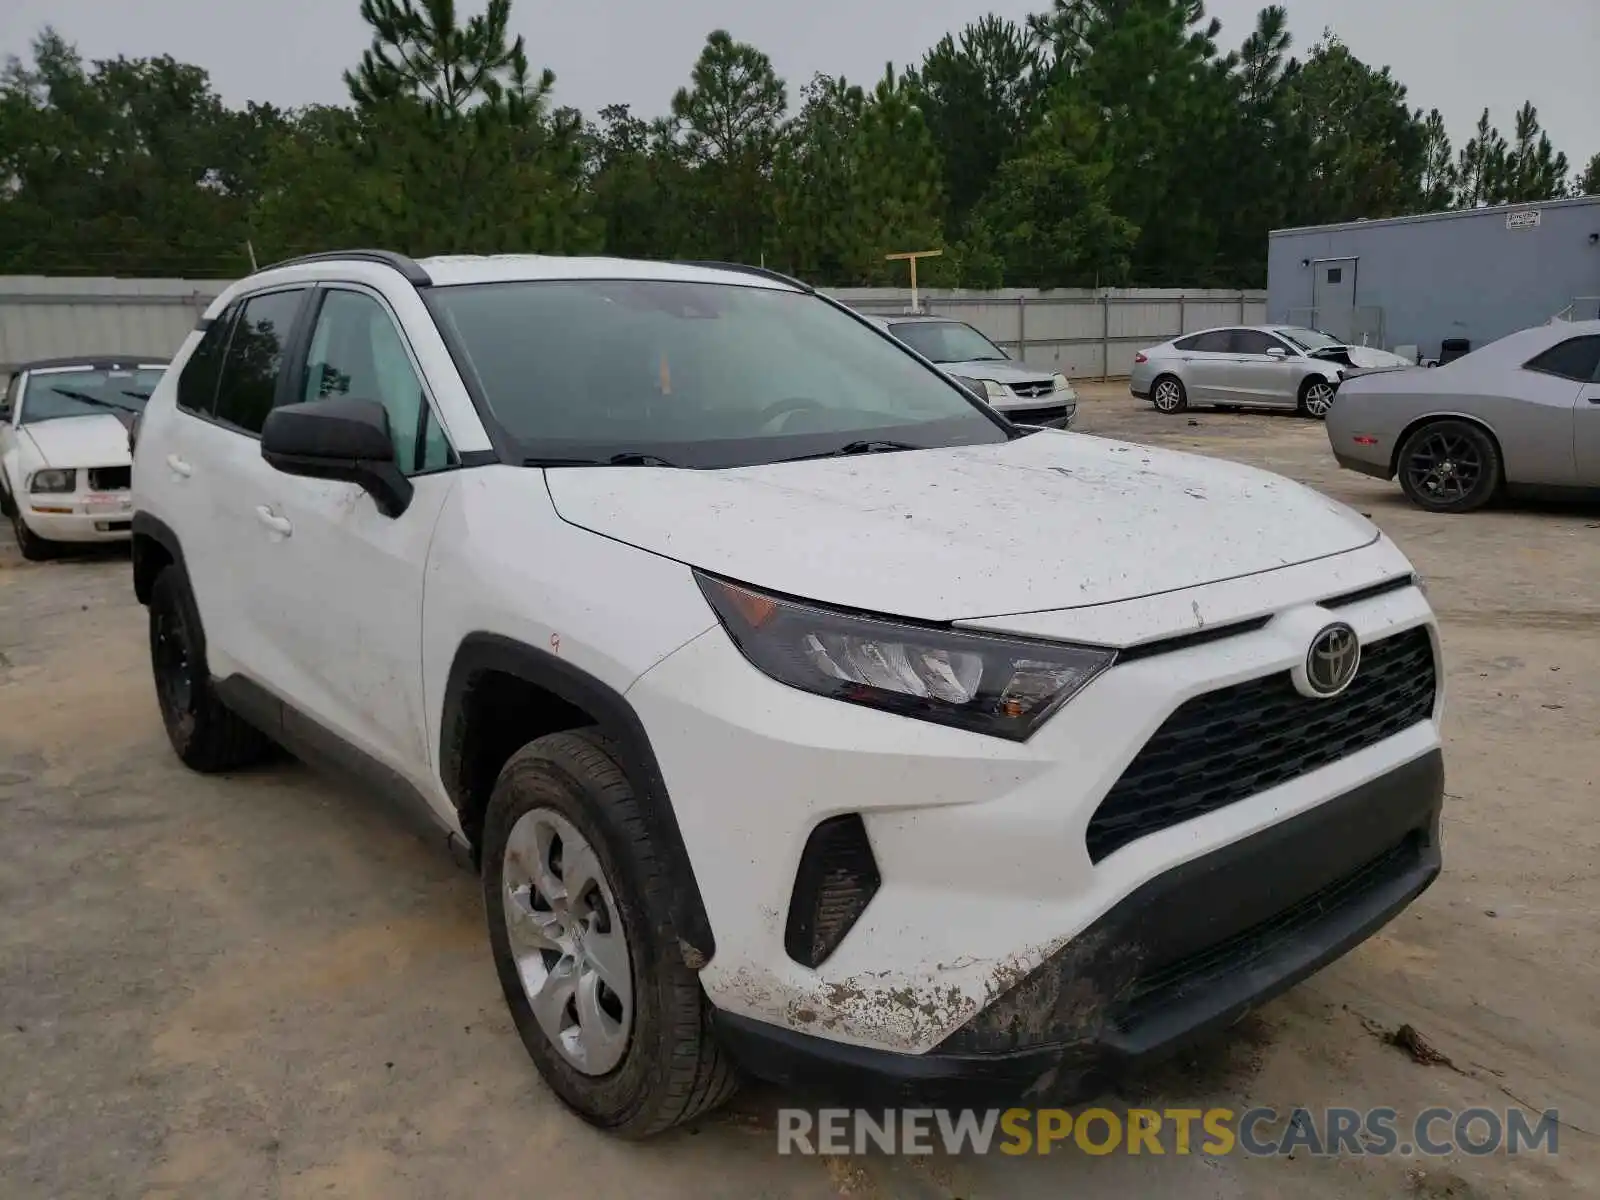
left=177, top=303, right=238, bottom=416
left=300, top=289, right=452, bottom=474
left=1523, top=336, right=1600, bottom=383
left=213, top=290, right=306, bottom=434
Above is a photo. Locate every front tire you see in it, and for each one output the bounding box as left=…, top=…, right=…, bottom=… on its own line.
left=1298, top=376, right=1337, bottom=419
left=10, top=508, right=55, bottom=561
left=1396, top=419, right=1501, bottom=513
left=148, top=566, right=273, bottom=771
left=1151, top=375, right=1187, bottom=414
left=483, top=730, right=738, bottom=1137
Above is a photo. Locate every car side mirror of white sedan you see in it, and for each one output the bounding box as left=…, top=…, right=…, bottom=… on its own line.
left=1267, top=347, right=1289, bottom=358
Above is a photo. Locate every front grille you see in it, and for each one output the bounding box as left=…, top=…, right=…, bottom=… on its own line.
left=1008, top=380, right=1058, bottom=400
left=1086, top=626, right=1436, bottom=863
left=88, top=466, right=131, bottom=491
left=1006, top=403, right=1073, bottom=426
left=1115, top=833, right=1420, bottom=1029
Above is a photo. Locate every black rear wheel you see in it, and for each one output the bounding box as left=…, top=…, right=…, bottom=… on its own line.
left=1396, top=419, right=1501, bottom=513
left=149, top=566, right=273, bottom=771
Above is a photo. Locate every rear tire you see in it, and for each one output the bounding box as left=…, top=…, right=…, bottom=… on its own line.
left=148, top=566, right=273, bottom=771
left=1151, top=375, right=1187, bottom=414
left=1396, top=419, right=1501, bottom=514
left=483, top=729, right=738, bottom=1137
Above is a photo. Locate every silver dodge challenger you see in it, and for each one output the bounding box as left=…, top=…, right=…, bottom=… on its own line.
left=1327, top=319, right=1600, bottom=513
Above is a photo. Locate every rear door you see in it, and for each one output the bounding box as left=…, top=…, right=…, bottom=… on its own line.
left=1225, top=329, right=1298, bottom=407
left=182, top=287, right=314, bottom=684
left=1176, top=330, right=1236, bottom=401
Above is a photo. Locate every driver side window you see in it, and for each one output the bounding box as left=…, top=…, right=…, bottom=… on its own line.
left=301, top=289, right=454, bottom=475
left=1, top=374, right=17, bottom=423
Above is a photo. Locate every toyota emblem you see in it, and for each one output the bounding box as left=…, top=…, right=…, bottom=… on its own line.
left=1301, top=623, right=1361, bottom=697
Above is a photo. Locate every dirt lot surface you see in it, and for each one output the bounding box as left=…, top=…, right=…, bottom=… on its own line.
left=2, top=384, right=1596, bottom=1198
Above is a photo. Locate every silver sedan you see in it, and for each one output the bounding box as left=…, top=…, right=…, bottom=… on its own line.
left=1328, top=319, right=1600, bottom=512
left=1129, top=325, right=1408, bottom=419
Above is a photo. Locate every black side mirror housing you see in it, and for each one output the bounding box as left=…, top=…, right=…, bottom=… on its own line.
left=260, top=398, right=413, bottom=518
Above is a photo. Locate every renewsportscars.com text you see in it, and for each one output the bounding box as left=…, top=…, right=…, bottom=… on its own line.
left=777, top=1106, right=1560, bottom=1157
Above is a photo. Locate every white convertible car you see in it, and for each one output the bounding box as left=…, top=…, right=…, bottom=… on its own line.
left=1, top=356, right=167, bottom=559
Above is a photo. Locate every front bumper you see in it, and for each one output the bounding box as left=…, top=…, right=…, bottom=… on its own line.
left=628, top=563, right=1441, bottom=1060
left=21, top=492, right=135, bottom=542
left=715, top=748, right=1442, bottom=1102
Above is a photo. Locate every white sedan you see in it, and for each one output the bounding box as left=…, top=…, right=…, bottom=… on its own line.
left=1, top=357, right=167, bottom=559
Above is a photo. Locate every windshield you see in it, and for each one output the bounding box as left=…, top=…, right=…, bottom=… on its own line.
left=19, top=367, right=165, bottom=426
left=425, top=280, right=1009, bottom=468
left=1277, top=327, right=1344, bottom=352
left=888, top=320, right=1009, bottom=364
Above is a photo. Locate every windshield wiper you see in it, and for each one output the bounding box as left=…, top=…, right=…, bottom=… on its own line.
left=523, top=452, right=681, bottom=468
left=787, top=439, right=924, bottom=462
left=43, top=387, right=144, bottom=415
left=121, top=390, right=153, bottom=400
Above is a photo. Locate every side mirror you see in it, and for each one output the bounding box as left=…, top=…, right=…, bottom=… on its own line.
left=1266, top=346, right=1289, bottom=358
left=260, top=398, right=412, bottom=518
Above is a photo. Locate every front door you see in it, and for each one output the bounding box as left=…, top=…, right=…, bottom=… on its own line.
left=244, top=285, right=458, bottom=796
left=1312, top=260, right=1358, bottom=343
left=1223, top=329, right=1299, bottom=407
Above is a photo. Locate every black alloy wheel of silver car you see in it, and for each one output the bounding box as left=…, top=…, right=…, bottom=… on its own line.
left=1151, top=375, right=1187, bottom=414
left=1297, top=377, right=1337, bottom=419
left=1396, top=419, right=1502, bottom=514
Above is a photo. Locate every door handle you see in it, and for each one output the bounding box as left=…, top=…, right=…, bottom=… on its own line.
left=166, top=454, right=192, bottom=478
left=254, top=506, right=293, bottom=537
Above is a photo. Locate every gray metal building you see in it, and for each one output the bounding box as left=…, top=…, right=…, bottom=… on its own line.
left=1267, top=196, right=1600, bottom=361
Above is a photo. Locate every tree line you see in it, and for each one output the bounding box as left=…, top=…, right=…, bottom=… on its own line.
left=2, top=0, right=1595, bottom=288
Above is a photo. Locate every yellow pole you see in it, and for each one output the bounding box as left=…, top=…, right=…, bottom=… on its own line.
left=885, top=250, right=942, bottom=313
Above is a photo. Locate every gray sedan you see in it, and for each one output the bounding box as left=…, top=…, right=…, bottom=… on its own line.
left=1129, top=325, right=1409, bottom=418
left=1328, top=320, right=1600, bottom=512
left=868, top=314, right=1078, bottom=427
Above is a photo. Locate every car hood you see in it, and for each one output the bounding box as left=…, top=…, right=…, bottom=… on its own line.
left=20, top=414, right=132, bottom=469
left=545, top=432, right=1378, bottom=621
left=936, top=358, right=1057, bottom=384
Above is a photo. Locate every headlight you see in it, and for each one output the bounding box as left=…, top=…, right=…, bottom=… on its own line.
left=976, top=379, right=1009, bottom=401
left=1051, top=372, right=1074, bottom=396
left=696, top=573, right=1115, bottom=740
left=29, top=469, right=75, bottom=494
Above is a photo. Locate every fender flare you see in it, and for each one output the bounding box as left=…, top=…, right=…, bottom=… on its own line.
left=439, top=632, right=716, bottom=964
left=130, top=511, right=189, bottom=607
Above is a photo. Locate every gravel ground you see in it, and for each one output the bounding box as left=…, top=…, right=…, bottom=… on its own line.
left=1, top=384, right=1595, bottom=1198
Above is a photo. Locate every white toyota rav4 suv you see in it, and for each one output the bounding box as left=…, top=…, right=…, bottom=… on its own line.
left=130, top=250, right=1445, bottom=1137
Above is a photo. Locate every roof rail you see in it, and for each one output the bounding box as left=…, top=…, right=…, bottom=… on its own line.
left=674, top=260, right=813, bottom=293
left=258, top=249, right=432, bottom=287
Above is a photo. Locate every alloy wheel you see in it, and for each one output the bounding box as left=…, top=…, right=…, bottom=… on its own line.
left=1404, top=430, right=1484, bottom=505
left=501, top=807, right=634, bottom=1076
left=1153, top=379, right=1183, bottom=412
left=1303, top=381, right=1336, bottom=418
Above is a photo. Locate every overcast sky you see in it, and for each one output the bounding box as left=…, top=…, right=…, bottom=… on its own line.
left=3, top=0, right=1596, bottom=169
